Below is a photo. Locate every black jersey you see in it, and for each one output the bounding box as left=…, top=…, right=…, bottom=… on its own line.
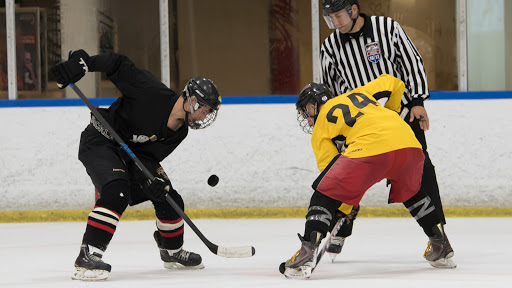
left=88, top=53, right=188, bottom=163
left=320, top=14, right=429, bottom=109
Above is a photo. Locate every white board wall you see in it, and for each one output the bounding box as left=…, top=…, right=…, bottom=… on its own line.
left=0, top=99, right=510, bottom=211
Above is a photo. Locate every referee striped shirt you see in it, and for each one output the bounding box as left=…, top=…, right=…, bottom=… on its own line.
left=320, top=14, right=429, bottom=108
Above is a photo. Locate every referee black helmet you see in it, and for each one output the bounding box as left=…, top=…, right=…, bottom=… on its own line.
left=322, top=0, right=359, bottom=14
left=322, top=0, right=360, bottom=29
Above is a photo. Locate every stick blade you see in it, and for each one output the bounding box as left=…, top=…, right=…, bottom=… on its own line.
left=216, top=246, right=255, bottom=258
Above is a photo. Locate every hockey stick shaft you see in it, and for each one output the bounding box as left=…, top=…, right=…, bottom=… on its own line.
left=69, top=83, right=254, bottom=258
left=400, top=107, right=409, bottom=120
left=312, top=216, right=345, bottom=272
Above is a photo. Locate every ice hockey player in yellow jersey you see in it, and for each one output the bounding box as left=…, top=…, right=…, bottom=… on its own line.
left=281, top=74, right=456, bottom=280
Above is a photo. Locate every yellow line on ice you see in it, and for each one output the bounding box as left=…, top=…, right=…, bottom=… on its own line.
left=0, top=207, right=511, bottom=223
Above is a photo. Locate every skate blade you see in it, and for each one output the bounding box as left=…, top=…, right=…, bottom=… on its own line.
left=164, top=262, right=205, bottom=270
left=283, top=266, right=312, bottom=280
left=429, top=257, right=457, bottom=269
left=328, top=252, right=338, bottom=263
left=71, top=267, right=109, bottom=281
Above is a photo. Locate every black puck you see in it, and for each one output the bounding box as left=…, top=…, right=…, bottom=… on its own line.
left=207, top=175, right=219, bottom=187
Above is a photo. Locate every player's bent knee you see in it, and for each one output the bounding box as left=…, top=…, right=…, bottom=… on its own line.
left=305, top=191, right=341, bottom=238
left=96, top=179, right=130, bottom=215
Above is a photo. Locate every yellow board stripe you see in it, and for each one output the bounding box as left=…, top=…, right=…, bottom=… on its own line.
left=1, top=207, right=511, bottom=223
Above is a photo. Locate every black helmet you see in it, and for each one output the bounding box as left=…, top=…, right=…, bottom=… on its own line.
left=322, top=0, right=359, bottom=14
left=322, top=0, right=360, bottom=29
left=296, top=82, right=334, bottom=134
left=183, top=77, right=221, bottom=111
left=183, top=77, right=221, bottom=129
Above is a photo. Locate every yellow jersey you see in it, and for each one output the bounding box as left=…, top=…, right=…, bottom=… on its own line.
left=312, top=74, right=422, bottom=171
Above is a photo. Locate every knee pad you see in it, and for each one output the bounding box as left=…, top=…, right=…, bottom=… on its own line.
left=96, top=179, right=130, bottom=215
left=304, top=191, right=340, bottom=240
left=83, top=179, right=129, bottom=250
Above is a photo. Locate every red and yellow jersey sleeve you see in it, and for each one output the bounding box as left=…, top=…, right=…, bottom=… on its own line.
left=311, top=74, right=422, bottom=171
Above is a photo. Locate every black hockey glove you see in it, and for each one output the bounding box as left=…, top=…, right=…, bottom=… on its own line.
left=143, top=177, right=170, bottom=202
left=50, top=49, right=90, bottom=89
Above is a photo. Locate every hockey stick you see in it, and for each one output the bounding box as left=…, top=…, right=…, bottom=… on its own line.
left=400, top=107, right=409, bottom=120
left=69, top=82, right=255, bottom=258
left=311, top=216, right=345, bottom=273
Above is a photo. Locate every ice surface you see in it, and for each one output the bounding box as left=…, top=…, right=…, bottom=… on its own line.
left=1, top=217, right=510, bottom=288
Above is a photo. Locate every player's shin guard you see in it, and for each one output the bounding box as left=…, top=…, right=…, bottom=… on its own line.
left=73, top=180, right=129, bottom=281
left=153, top=196, right=203, bottom=269
left=154, top=194, right=186, bottom=250
left=327, top=205, right=360, bottom=261
left=304, top=191, right=340, bottom=241
left=81, top=180, right=129, bottom=251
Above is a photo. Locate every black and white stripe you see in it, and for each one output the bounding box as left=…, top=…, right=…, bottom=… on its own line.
left=320, top=15, right=429, bottom=107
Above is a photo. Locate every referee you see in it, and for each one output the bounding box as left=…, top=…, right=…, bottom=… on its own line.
left=319, top=0, right=448, bottom=261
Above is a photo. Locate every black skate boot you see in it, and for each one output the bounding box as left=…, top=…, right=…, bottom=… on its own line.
left=71, top=244, right=111, bottom=281
left=282, top=231, right=323, bottom=280
left=424, top=224, right=457, bottom=269
left=153, top=231, right=204, bottom=269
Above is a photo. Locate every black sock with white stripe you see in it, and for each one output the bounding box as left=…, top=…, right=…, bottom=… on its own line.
left=155, top=217, right=184, bottom=252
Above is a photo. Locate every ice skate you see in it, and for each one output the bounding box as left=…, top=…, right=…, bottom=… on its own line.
left=154, top=231, right=204, bottom=269
left=282, top=232, right=323, bottom=280
left=71, top=244, right=111, bottom=281
left=326, top=236, right=345, bottom=262
left=424, top=224, right=457, bottom=269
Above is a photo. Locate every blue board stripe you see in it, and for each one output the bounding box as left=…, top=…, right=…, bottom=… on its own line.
left=429, top=91, right=512, bottom=100
left=1, top=91, right=511, bottom=107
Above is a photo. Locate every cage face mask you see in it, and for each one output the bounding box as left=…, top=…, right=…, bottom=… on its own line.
left=323, top=5, right=353, bottom=29
left=183, top=92, right=218, bottom=130
left=297, top=104, right=318, bottom=134
left=182, top=78, right=221, bottom=129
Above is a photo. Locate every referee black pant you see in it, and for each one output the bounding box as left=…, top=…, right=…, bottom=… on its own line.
left=407, top=115, right=446, bottom=224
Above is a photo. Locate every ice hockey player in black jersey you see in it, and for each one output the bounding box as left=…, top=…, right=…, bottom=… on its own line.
left=51, top=50, right=221, bottom=281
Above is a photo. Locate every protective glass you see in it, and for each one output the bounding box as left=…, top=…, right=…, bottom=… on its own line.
left=323, top=5, right=352, bottom=29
